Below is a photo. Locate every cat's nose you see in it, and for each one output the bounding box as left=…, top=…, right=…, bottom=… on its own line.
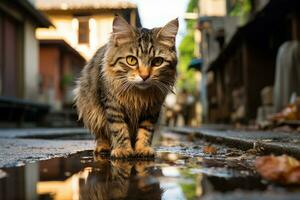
left=140, top=74, right=150, bottom=81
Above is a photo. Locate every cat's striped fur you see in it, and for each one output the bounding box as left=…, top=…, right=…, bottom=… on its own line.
left=74, top=16, right=178, bottom=158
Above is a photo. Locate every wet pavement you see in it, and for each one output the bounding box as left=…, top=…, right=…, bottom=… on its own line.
left=0, top=128, right=88, bottom=139
left=0, top=131, right=300, bottom=200
left=0, top=139, right=92, bottom=168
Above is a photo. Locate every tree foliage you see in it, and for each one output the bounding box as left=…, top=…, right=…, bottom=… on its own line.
left=186, top=0, right=198, bottom=29
left=230, top=0, right=252, bottom=17
left=187, top=0, right=198, bottom=12
left=177, top=0, right=198, bottom=92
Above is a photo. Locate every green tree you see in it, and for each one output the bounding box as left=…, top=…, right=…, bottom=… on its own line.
left=229, top=0, right=252, bottom=23
left=177, top=0, right=198, bottom=92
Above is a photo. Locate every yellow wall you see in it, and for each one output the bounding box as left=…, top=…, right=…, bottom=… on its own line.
left=199, top=0, right=226, bottom=17
left=36, top=14, right=115, bottom=59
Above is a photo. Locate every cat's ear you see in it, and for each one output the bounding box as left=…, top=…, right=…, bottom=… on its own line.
left=157, top=18, right=179, bottom=47
left=112, top=16, right=135, bottom=46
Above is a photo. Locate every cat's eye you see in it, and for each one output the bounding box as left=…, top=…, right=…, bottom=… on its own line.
left=152, top=57, right=164, bottom=67
left=126, top=56, right=138, bottom=66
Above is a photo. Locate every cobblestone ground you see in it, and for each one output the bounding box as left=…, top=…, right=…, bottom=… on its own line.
left=0, top=129, right=299, bottom=200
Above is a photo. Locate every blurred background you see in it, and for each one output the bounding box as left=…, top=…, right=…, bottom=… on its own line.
left=0, top=0, right=299, bottom=129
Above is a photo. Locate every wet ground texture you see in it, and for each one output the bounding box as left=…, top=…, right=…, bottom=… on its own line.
left=0, top=130, right=300, bottom=200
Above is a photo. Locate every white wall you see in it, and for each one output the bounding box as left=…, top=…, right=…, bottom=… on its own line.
left=24, top=20, right=39, bottom=100
left=36, top=14, right=115, bottom=60
left=199, top=0, right=226, bottom=17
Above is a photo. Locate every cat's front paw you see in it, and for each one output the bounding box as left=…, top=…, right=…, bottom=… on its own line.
left=111, top=147, right=134, bottom=158
left=94, top=143, right=110, bottom=155
left=135, top=146, right=155, bottom=158
left=93, top=154, right=109, bottom=163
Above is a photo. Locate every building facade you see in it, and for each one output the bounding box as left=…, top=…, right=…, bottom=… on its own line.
left=34, top=0, right=141, bottom=110
left=39, top=40, right=86, bottom=110
left=35, top=0, right=141, bottom=59
left=202, top=0, right=300, bottom=123
left=0, top=0, right=51, bottom=100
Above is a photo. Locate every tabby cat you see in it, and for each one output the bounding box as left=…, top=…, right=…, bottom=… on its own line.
left=74, top=16, right=178, bottom=158
left=79, top=159, right=163, bottom=200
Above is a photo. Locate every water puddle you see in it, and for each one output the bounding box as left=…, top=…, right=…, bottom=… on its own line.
left=0, top=149, right=289, bottom=200
left=1, top=132, right=299, bottom=200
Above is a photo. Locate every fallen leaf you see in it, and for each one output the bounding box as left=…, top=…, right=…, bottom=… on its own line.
left=0, top=170, right=7, bottom=179
left=255, top=155, right=300, bottom=184
left=203, top=146, right=217, bottom=154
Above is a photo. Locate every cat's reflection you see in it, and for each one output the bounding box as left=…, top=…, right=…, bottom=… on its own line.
left=79, top=156, right=163, bottom=200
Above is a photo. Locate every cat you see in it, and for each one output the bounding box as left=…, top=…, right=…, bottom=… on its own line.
left=74, top=16, right=178, bottom=158
left=79, top=158, right=163, bottom=200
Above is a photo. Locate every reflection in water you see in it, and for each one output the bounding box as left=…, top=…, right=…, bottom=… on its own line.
left=0, top=163, right=39, bottom=200
left=1, top=149, right=280, bottom=200
left=36, top=154, right=164, bottom=200
left=79, top=158, right=163, bottom=200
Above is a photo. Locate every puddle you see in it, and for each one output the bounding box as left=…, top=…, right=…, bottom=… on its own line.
left=1, top=148, right=297, bottom=200
left=1, top=132, right=300, bottom=200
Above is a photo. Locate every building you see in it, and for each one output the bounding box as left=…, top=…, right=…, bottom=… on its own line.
left=39, top=39, right=86, bottom=110
left=34, top=0, right=141, bottom=111
left=195, top=0, right=229, bottom=122
left=200, top=0, right=227, bottom=17
left=0, top=0, right=51, bottom=100
left=203, top=0, right=300, bottom=123
left=0, top=0, right=52, bottom=127
left=35, top=0, right=141, bottom=59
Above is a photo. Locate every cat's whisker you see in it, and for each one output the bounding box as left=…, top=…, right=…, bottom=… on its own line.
left=152, top=77, right=174, bottom=85
left=117, top=80, right=134, bottom=96
left=152, top=81, right=171, bottom=95
left=117, top=81, right=131, bottom=95
left=152, top=82, right=165, bottom=95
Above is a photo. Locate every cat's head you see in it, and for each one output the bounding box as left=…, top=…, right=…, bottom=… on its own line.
left=103, top=16, right=178, bottom=93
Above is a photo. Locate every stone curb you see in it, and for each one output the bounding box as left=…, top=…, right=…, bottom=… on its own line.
left=167, top=127, right=300, bottom=159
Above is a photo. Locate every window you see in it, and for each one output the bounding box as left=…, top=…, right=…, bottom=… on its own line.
left=78, top=17, right=90, bottom=44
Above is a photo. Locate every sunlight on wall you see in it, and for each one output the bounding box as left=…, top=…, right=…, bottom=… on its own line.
left=71, top=18, right=79, bottom=46
left=37, top=167, right=92, bottom=200
left=37, top=179, right=75, bottom=200
left=89, top=18, right=97, bottom=50
left=199, top=0, right=226, bottom=16
left=36, top=15, right=114, bottom=60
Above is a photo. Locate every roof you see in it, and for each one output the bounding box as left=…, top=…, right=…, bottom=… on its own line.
left=14, top=0, right=52, bottom=27
left=35, top=0, right=137, bottom=11
left=39, top=39, right=86, bottom=63
left=206, top=0, right=300, bottom=72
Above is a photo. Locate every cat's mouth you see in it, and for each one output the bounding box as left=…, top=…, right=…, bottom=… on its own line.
left=135, top=81, right=151, bottom=89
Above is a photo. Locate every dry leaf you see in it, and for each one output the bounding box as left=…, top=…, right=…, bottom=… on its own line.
left=203, top=146, right=217, bottom=154
left=255, top=155, right=300, bottom=184
left=0, top=170, right=7, bottom=179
